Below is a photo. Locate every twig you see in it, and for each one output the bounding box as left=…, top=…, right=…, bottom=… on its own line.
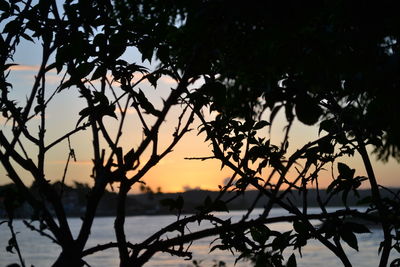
left=7, top=219, right=26, bottom=267
left=23, top=220, right=59, bottom=245
left=184, top=156, right=216, bottom=161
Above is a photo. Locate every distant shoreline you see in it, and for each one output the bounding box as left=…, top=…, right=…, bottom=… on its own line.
left=2, top=186, right=398, bottom=219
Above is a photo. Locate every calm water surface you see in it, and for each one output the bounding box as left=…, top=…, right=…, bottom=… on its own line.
left=0, top=208, right=398, bottom=266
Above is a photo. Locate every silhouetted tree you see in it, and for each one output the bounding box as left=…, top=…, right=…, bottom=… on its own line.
left=1, top=1, right=399, bottom=266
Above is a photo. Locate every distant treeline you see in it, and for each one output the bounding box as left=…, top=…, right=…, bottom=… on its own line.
left=1, top=182, right=398, bottom=218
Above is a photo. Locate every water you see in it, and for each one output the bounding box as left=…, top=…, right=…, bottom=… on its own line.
left=0, top=208, right=398, bottom=266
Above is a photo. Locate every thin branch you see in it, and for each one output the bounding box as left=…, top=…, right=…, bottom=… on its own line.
left=7, top=219, right=26, bottom=267
left=0, top=150, right=64, bottom=244
left=45, top=123, right=89, bottom=152
left=133, top=209, right=363, bottom=266
left=23, top=220, right=59, bottom=245
left=114, top=181, right=130, bottom=265
left=82, top=242, right=120, bottom=257
left=105, top=96, right=131, bottom=169
left=184, top=156, right=216, bottom=161
left=357, top=136, right=392, bottom=267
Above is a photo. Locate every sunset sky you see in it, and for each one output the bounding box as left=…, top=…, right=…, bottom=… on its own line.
left=1, top=39, right=399, bottom=193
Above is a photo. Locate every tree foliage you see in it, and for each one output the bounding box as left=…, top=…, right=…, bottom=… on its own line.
left=1, top=1, right=400, bottom=266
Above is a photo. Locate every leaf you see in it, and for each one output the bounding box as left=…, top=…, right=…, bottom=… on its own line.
left=272, top=231, right=292, bottom=252
left=93, top=33, right=106, bottom=47
left=0, top=0, right=10, bottom=12
left=293, top=220, right=308, bottom=235
left=109, top=33, right=127, bottom=60
left=21, top=32, right=34, bottom=43
left=58, top=79, right=75, bottom=92
left=74, top=62, right=95, bottom=79
left=55, top=47, right=67, bottom=73
left=209, top=244, right=227, bottom=252
left=390, top=259, right=400, bottom=266
left=3, top=20, right=20, bottom=34
left=138, top=38, right=154, bottom=63
left=2, top=63, right=18, bottom=71
left=319, top=119, right=335, bottom=135
left=295, top=93, right=322, bottom=125
left=286, top=253, right=297, bottom=267
left=76, top=106, right=92, bottom=126
left=6, top=245, right=14, bottom=253
left=337, top=162, right=355, bottom=180
left=344, top=222, right=371, bottom=234
left=254, top=120, right=270, bottom=130
left=91, top=65, right=107, bottom=80
left=317, top=138, right=334, bottom=154
left=135, top=90, right=162, bottom=116
left=340, top=230, right=358, bottom=251
left=147, top=73, right=160, bottom=88
left=326, top=179, right=339, bottom=193
left=7, top=236, right=16, bottom=253
left=123, top=149, right=135, bottom=169
left=250, top=225, right=270, bottom=245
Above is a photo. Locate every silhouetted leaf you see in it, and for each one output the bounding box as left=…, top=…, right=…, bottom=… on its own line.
left=337, top=162, right=355, bottom=180
left=254, top=120, right=270, bottom=130
left=295, top=94, right=322, bottom=125
left=210, top=244, right=227, bottom=252
left=91, top=66, right=107, bottom=80
left=6, top=245, right=14, bottom=253
left=58, top=79, right=75, bottom=91
left=340, top=230, right=358, bottom=251
left=3, top=20, right=20, bottom=34
left=250, top=225, right=270, bottom=245
left=74, top=62, right=95, bottom=79
left=272, top=231, right=292, bottom=252
left=390, top=259, right=400, bottom=267
left=293, top=220, right=308, bottom=235
left=138, top=38, right=154, bottom=62
left=0, top=0, right=10, bottom=12
left=344, top=222, right=371, bottom=234
left=123, top=149, right=135, bottom=169
left=135, top=90, right=162, bottom=116
left=147, top=73, right=160, bottom=88
left=6, top=237, right=16, bottom=253
left=286, top=253, right=297, bottom=267
left=21, top=32, right=34, bottom=42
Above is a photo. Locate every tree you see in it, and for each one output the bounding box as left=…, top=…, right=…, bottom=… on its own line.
left=1, top=1, right=399, bottom=267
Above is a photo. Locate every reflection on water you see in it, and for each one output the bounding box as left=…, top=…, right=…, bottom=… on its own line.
left=0, top=208, right=396, bottom=267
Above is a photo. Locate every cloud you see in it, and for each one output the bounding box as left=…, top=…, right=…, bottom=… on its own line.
left=9, top=64, right=59, bottom=74
left=9, top=65, right=40, bottom=71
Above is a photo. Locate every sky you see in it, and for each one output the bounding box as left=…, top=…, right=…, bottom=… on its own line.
left=1, top=37, right=399, bottom=194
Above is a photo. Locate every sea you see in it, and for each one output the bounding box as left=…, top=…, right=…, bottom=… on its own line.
left=0, top=208, right=398, bottom=267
